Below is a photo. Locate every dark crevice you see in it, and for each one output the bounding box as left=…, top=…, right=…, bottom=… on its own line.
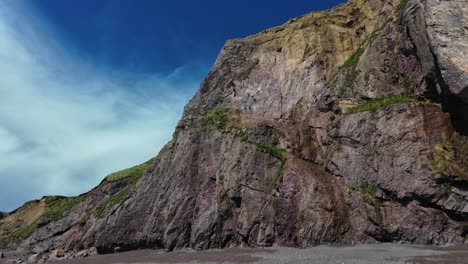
left=418, top=198, right=468, bottom=222
left=231, top=197, right=242, bottom=209
left=366, top=228, right=402, bottom=243
left=50, top=225, right=74, bottom=238
left=433, top=177, right=468, bottom=193
left=365, top=186, right=468, bottom=243
left=404, top=25, right=440, bottom=102
left=96, top=239, right=164, bottom=255
left=426, top=46, right=468, bottom=136
left=404, top=4, right=468, bottom=136
left=379, top=188, right=468, bottom=222
left=442, top=94, right=468, bottom=136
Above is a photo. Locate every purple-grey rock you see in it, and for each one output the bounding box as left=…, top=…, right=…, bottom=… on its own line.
left=1, top=0, right=467, bottom=259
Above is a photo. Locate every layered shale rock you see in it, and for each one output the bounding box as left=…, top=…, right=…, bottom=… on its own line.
left=1, top=0, right=467, bottom=259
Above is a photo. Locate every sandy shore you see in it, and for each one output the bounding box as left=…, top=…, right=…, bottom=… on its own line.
left=1, top=244, right=468, bottom=264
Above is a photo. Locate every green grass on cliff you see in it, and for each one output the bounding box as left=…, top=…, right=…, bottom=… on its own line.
left=429, top=133, right=468, bottom=179
left=272, top=197, right=280, bottom=210
left=429, top=144, right=456, bottom=177
left=11, top=223, right=37, bottom=239
left=0, top=223, right=37, bottom=247
left=341, top=46, right=365, bottom=71
left=329, top=21, right=388, bottom=96
left=201, top=107, right=230, bottom=130
left=396, top=0, right=410, bottom=13
left=364, top=68, right=377, bottom=81
left=234, top=128, right=252, bottom=143
left=43, top=161, right=151, bottom=222
left=359, top=184, right=379, bottom=206
left=256, top=144, right=287, bottom=188
left=338, top=46, right=365, bottom=95
left=0, top=161, right=153, bottom=243
left=0, top=200, right=46, bottom=247
left=96, top=160, right=152, bottom=219
left=44, top=196, right=87, bottom=221
left=346, top=94, right=417, bottom=114
left=106, top=161, right=150, bottom=182
left=231, top=127, right=289, bottom=188
left=95, top=188, right=130, bottom=219
left=255, top=144, right=286, bottom=160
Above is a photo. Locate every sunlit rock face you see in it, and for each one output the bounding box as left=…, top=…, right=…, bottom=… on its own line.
left=2, top=0, right=467, bottom=257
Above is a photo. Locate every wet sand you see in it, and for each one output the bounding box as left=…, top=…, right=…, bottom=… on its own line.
left=409, top=245, right=468, bottom=264
left=1, top=244, right=468, bottom=264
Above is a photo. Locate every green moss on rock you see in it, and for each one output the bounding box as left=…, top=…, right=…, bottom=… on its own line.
left=201, top=107, right=230, bottom=130
left=256, top=144, right=286, bottom=188
left=364, top=68, right=377, bottom=81
left=11, top=223, right=37, bottom=239
left=359, top=184, right=378, bottom=206
left=338, top=46, right=365, bottom=95
left=346, top=94, right=417, bottom=114
left=255, top=144, right=286, bottom=160
left=328, top=21, right=389, bottom=96
left=95, top=188, right=130, bottom=219
left=44, top=196, right=87, bottom=221
left=97, top=161, right=152, bottom=219
left=396, top=0, right=410, bottom=13
left=272, top=197, right=280, bottom=210
left=233, top=127, right=252, bottom=143
left=106, top=160, right=151, bottom=182
left=428, top=133, right=468, bottom=179
left=0, top=223, right=38, bottom=246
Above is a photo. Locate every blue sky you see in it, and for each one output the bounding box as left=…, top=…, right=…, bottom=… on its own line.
left=0, top=0, right=345, bottom=211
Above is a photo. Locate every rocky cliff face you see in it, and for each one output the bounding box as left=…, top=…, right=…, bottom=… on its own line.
left=2, top=0, right=468, bottom=259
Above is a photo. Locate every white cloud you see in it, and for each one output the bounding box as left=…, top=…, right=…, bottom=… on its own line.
left=0, top=1, right=206, bottom=211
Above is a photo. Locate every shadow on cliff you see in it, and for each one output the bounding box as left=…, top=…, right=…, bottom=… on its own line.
left=442, top=94, right=468, bottom=136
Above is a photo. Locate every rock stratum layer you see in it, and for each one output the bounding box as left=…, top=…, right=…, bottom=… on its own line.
left=1, top=0, right=468, bottom=260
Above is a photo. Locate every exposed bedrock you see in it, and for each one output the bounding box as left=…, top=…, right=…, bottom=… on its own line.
left=2, top=0, right=467, bottom=259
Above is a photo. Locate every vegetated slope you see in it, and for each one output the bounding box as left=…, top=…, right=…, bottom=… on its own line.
left=0, top=161, right=151, bottom=250
left=2, top=0, right=468, bottom=257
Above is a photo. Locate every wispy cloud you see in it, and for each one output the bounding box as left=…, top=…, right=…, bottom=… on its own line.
left=0, top=1, right=207, bottom=211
